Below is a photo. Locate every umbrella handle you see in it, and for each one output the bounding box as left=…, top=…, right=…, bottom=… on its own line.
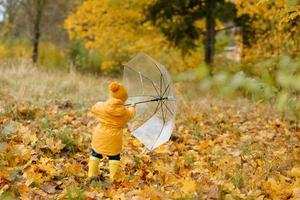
left=125, top=96, right=174, bottom=106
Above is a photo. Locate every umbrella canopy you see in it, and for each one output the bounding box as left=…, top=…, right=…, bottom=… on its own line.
left=123, top=52, right=177, bottom=150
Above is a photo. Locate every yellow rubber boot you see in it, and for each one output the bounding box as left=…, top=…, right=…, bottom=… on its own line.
left=88, top=156, right=100, bottom=178
left=109, top=160, right=120, bottom=181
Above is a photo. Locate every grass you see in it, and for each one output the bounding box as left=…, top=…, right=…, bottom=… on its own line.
left=0, top=59, right=110, bottom=105
left=0, top=60, right=299, bottom=199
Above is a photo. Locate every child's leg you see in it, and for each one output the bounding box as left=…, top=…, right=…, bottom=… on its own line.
left=88, top=156, right=100, bottom=177
left=88, top=149, right=103, bottom=178
left=108, top=154, right=121, bottom=180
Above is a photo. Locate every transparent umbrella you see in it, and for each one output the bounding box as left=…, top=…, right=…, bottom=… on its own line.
left=123, top=52, right=177, bottom=150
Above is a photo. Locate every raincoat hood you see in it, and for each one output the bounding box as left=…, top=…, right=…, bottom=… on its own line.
left=104, top=98, right=128, bottom=117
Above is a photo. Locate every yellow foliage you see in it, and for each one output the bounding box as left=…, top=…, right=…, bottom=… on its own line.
left=38, top=42, right=68, bottom=70
left=235, top=0, right=300, bottom=61
left=0, top=40, right=68, bottom=70
left=0, top=41, right=31, bottom=59
left=64, top=0, right=202, bottom=73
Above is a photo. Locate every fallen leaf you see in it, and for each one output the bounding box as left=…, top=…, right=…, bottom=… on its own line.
left=181, top=179, right=197, bottom=194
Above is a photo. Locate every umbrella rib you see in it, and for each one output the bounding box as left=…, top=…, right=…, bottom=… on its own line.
left=161, top=99, right=166, bottom=124
left=162, top=75, right=167, bottom=96
left=152, top=61, right=163, bottom=76
left=151, top=80, right=160, bottom=97
left=124, top=66, right=160, bottom=96
left=161, top=84, right=176, bottom=116
left=151, top=93, right=175, bottom=150
left=154, top=62, right=167, bottom=96
left=163, top=102, right=168, bottom=122
left=159, top=73, right=162, bottom=96
left=131, top=100, right=161, bottom=131
left=162, top=100, right=175, bottom=116
left=162, top=84, right=170, bottom=97
left=150, top=122, right=165, bottom=149
left=139, top=72, right=145, bottom=95
left=152, top=62, right=164, bottom=95
left=150, top=110, right=166, bottom=150
left=161, top=84, right=175, bottom=116
left=150, top=100, right=162, bottom=121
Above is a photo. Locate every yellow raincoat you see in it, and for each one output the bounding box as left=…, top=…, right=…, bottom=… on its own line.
left=90, top=82, right=135, bottom=156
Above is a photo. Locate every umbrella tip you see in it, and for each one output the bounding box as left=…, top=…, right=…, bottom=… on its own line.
left=166, top=96, right=176, bottom=101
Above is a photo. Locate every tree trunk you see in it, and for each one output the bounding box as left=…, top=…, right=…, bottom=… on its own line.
left=205, top=0, right=216, bottom=66
left=32, top=23, right=40, bottom=63
left=31, top=0, right=46, bottom=63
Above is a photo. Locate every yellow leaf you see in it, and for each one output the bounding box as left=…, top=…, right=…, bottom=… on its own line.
left=198, top=141, right=210, bottom=150
left=293, top=187, right=300, bottom=199
left=0, top=184, right=9, bottom=196
left=23, top=166, right=44, bottom=186
left=44, top=137, right=65, bottom=153
left=65, top=162, right=82, bottom=175
left=295, top=131, right=300, bottom=140
left=14, top=144, right=31, bottom=162
left=17, top=184, right=29, bottom=197
left=181, top=179, right=197, bottom=194
left=131, top=139, right=143, bottom=148
left=63, top=115, right=73, bottom=124
left=22, top=131, right=38, bottom=145
left=139, top=186, right=165, bottom=200
left=223, top=182, right=235, bottom=192
left=224, top=194, right=235, bottom=200
left=154, top=145, right=170, bottom=154
left=288, top=167, right=300, bottom=177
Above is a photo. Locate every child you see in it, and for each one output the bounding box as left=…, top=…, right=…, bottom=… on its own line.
left=88, top=82, right=136, bottom=180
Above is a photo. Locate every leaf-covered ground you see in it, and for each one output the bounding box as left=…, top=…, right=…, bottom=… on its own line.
left=0, top=63, right=300, bottom=199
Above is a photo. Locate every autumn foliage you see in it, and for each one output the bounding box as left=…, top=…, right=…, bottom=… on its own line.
left=64, top=0, right=202, bottom=73
left=235, top=0, right=300, bottom=61
left=1, top=0, right=300, bottom=199
left=1, top=62, right=300, bottom=199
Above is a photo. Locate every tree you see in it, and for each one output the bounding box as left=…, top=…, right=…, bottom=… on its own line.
left=146, top=0, right=238, bottom=65
left=21, top=0, right=48, bottom=63
left=235, top=0, right=300, bottom=62
left=17, top=0, right=78, bottom=63
left=0, top=0, right=21, bottom=40
left=36, top=0, right=81, bottom=45
left=64, top=0, right=202, bottom=73
left=12, top=0, right=80, bottom=44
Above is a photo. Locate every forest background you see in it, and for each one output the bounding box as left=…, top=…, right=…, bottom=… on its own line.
left=0, top=0, right=300, bottom=199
